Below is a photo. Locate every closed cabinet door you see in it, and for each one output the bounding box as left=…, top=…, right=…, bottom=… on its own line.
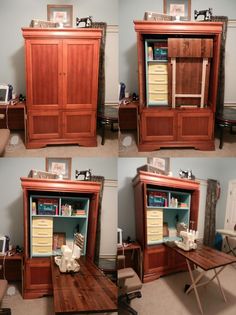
left=25, top=39, right=63, bottom=109
left=144, top=246, right=170, bottom=276
left=28, top=110, right=62, bottom=140
left=177, top=111, right=213, bottom=141
left=62, top=110, right=96, bottom=138
left=24, top=259, right=52, bottom=295
left=63, top=39, right=100, bottom=110
left=141, top=110, right=176, bottom=142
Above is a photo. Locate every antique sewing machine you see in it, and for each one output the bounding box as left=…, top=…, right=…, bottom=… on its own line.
left=75, top=169, right=92, bottom=181
left=179, top=169, right=195, bottom=180
left=76, top=16, right=93, bottom=27
left=175, top=230, right=199, bottom=251
left=194, top=8, right=212, bottom=21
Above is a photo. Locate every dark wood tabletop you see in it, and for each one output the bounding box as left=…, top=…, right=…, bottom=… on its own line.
left=216, top=107, right=236, bottom=124
left=51, top=256, right=118, bottom=314
left=97, top=106, right=118, bottom=121
left=166, top=242, right=236, bottom=271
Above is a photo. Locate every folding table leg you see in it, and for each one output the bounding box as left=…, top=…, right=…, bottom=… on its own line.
left=186, top=259, right=204, bottom=315
left=214, top=269, right=227, bottom=303
left=226, top=236, right=236, bottom=256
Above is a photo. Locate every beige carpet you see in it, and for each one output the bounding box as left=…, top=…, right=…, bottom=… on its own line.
left=119, top=264, right=236, bottom=315
left=2, top=283, right=53, bottom=315
left=119, top=130, right=236, bottom=157
left=4, top=128, right=118, bottom=157
left=2, top=283, right=117, bottom=315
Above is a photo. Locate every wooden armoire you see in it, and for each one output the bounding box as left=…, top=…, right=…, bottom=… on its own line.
left=134, top=21, right=223, bottom=151
left=21, top=177, right=101, bottom=298
left=22, top=28, right=102, bottom=148
left=133, top=171, right=199, bottom=283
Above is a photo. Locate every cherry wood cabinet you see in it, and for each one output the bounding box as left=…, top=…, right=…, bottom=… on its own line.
left=22, top=28, right=101, bottom=148
left=21, top=177, right=101, bottom=299
left=134, top=21, right=222, bottom=151
left=132, top=171, right=199, bottom=283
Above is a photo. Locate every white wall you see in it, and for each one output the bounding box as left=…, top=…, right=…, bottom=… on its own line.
left=0, top=0, right=118, bottom=101
left=225, top=21, right=236, bottom=105
left=118, top=157, right=236, bottom=241
left=118, top=157, right=147, bottom=241
left=0, top=157, right=117, bottom=257
left=119, top=0, right=236, bottom=101
left=100, top=180, right=117, bottom=257
left=105, top=25, right=119, bottom=104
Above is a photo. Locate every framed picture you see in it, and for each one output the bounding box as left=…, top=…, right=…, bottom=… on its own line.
left=53, top=232, right=66, bottom=251
left=163, top=0, right=191, bottom=20
left=47, top=4, right=73, bottom=27
left=46, top=158, right=72, bottom=179
left=147, top=158, right=170, bottom=175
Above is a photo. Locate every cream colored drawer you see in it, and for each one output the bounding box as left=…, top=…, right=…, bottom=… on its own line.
left=32, top=245, right=52, bottom=255
left=32, top=237, right=53, bottom=246
left=32, top=217, right=53, bottom=228
left=147, top=226, right=163, bottom=234
left=32, top=227, right=52, bottom=237
left=149, top=93, right=168, bottom=102
left=147, top=209, right=163, bottom=219
left=148, top=74, right=168, bottom=84
left=147, top=233, right=163, bottom=243
left=147, top=217, right=162, bottom=226
left=149, top=84, right=168, bottom=94
left=148, top=63, right=167, bottom=74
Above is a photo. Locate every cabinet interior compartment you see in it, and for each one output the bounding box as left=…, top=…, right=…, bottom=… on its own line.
left=29, top=193, right=90, bottom=258
left=146, top=186, right=191, bottom=245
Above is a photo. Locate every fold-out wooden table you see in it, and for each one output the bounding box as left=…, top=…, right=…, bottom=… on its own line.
left=166, top=242, right=236, bottom=314
left=51, top=256, right=118, bottom=314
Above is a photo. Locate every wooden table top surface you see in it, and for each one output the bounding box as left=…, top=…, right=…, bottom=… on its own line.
left=51, top=256, right=117, bottom=314
left=166, top=242, right=236, bottom=271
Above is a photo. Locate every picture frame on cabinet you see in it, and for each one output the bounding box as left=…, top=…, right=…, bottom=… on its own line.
left=163, top=0, right=191, bottom=20
left=47, top=4, right=73, bottom=27
left=147, top=157, right=170, bottom=175
left=46, top=157, right=72, bottom=179
left=53, top=232, right=66, bottom=251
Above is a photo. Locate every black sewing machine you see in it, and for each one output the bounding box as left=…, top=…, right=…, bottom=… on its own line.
left=194, top=8, right=212, bottom=21
left=76, top=16, right=93, bottom=28
left=75, top=169, right=92, bottom=181
left=179, top=169, right=195, bottom=180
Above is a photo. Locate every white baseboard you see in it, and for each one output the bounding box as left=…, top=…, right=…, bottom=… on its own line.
left=224, top=103, right=236, bottom=107
left=99, top=254, right=116, bottom=260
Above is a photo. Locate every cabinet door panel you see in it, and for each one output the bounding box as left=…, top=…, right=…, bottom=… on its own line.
left=141, top=111, right=176, bottom=141
left=62, top=110, right=96, bottom=138
left=178, top=111, right=213, bottom=140
left=63, top=39, right=100, bottom=109
left=24, top=259, right=52, bottom=294
left=28, top=110, right=61, bottom=139
left=143, top=246, right=170, bottom=282
left=26, top=40, right=63, bottom=108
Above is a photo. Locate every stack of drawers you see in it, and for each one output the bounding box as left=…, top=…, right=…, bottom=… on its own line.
left=148, top=63, right=168, bottom=105
left=32, top=217, right=53, bottom=256
left=146, top=208, right=163, bottom=244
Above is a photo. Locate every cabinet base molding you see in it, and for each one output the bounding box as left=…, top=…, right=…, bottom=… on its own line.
left=23, top=288, right=53, bottom=299
left=138, top=140, right=215, bottom=151
left=26, top=137, right=97, bottom=149
left=143, top=264, right=187, bottom=283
